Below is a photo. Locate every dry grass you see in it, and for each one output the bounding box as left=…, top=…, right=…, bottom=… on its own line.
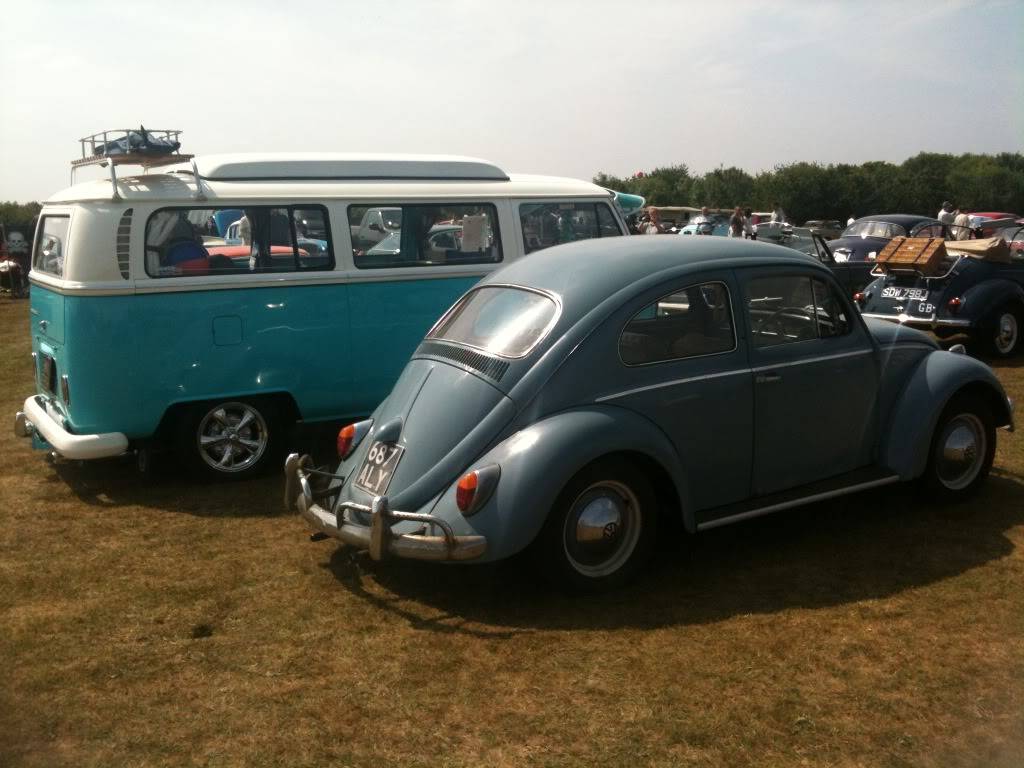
left=0, top=297, right=1022, bottom=768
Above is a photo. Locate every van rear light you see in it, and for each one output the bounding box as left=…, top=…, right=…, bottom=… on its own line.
left=947, top=297, right=962, bottom=313
left=337, top=424, right=356, bottom=458
left=455, top=464, right=500, bottom=516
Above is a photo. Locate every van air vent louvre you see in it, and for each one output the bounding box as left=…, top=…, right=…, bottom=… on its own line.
left=417, top=341, right=509, bottom=382
left=116, top=208, right=132, bottom=279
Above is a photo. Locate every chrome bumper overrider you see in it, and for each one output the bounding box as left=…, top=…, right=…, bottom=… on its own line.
left=284, top=453, right=486, bottom=562
left=14, top=395, right=128, bottom=460
left=860, top=312, right=973, bottom=329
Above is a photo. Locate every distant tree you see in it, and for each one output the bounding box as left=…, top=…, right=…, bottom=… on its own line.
left=0, top=201, right=42, bottom=228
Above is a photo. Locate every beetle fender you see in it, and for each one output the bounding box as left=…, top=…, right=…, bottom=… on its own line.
left=881, top=350, right=1011, bottom=479
left=433, top=405, right=688, bottom=562
left=959, top=278, right=1024, bottom=324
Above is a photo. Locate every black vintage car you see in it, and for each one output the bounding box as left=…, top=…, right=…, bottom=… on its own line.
left=827, top=214, right=951, bottom=263
left=801, top=234, right=876, bottom=295
left=858, top=234, right=1024, bottom=357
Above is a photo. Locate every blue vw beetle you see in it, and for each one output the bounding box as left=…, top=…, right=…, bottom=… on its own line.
left=286, top=237, right=1014, bottom=590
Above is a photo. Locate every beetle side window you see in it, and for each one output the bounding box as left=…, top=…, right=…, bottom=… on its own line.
left=619, top=282, right=735, bottom=366
left=350, top=203, right=501, bottom=269
left=145, top=205, right=334, bottom=277
left=746, top=276, right=818, bottom=348
left=519, top=202, right=623, bottom=254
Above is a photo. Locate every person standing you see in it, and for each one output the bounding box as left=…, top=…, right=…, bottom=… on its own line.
left=952, top=207, right=972, bottom=240
left=937, top=201, right=956, bottom=227
left=728, top=206, right=745, bottom=238
left=640, top=207, right=664, bottom=234
left=743, top=208, right=755, bottom=239
left=770, top=203, right=786, bottom=224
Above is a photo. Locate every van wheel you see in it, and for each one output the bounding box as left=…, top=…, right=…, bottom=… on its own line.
left=178, top=399, right=281, bottom=480
left=921, top=393, right=995, bottom=502
left=536, top=458, right=656, bottom=592
left=985, top=304, right=1022, bottom=357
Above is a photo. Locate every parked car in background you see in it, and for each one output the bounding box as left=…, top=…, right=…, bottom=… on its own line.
left=287, top=236, right=1012, bottom=591
left=827, top=214, right=949, bottom=263
left=858, top=235, right=1024, bottom=357
left=803, top=220, right=844, bottom=239
left=801, top=234, right=876, bottom=294
left=968, top=212, right=1019, bottom=237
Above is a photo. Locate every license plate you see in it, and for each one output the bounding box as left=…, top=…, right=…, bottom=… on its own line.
left=881, top=287, right=929, bottom=301
left=352, top=441, right=404, bottom=496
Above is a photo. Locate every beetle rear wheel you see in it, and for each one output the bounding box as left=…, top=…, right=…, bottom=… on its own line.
left=921, top=393, right=995, bottom=501
left=538, top=458, right=656, bottom=591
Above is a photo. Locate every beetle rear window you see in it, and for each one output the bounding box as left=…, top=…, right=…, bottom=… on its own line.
left=427, top=287, right=558, bottom=359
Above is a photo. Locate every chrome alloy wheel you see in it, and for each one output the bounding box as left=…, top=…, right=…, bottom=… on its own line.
left=994, top=311, right=1019, bottom=355
left=196, top=402, right=269, bottom=473
left=936, top=413, right=987, bottom=491
left=562, top=481, right=642, bottom=578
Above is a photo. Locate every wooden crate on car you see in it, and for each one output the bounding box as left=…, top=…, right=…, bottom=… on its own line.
left=875, top=237, right=947, bottom=276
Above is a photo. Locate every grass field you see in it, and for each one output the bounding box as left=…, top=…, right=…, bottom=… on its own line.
left=1, top=297, right=1022, bottom=767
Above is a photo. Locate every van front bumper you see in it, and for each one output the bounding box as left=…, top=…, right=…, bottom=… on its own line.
left=285, top=453, right=486, bottom=562
left=15, top=395, right=128, bottom=460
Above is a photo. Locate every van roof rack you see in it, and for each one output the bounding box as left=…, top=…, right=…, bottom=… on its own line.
left=71, top=128, right=198, bottom=201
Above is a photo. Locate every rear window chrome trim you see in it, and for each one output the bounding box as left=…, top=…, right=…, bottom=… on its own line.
left=425, top=283, right=562, bottom=361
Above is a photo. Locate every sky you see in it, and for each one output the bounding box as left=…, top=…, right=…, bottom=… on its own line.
left=1, top=0, right=1021, bottom=202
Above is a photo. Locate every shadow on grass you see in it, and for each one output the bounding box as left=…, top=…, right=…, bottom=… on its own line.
left=322, top=473, right=1024, bottom=633
left=50, top=423, right=340, bottom=517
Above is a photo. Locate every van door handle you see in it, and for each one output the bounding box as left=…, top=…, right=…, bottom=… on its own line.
left=38, top=319, right=48, bottom=332
left=755, top=371, right=781, bottom=384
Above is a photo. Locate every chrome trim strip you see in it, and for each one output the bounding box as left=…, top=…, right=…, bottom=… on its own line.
left=750, top=348, right=873, bottom=372
left=860, top=312, right=972, bottom=328
left=696, top=475, right=901, bottom=531
left=596, top=368, right=749, bottom=402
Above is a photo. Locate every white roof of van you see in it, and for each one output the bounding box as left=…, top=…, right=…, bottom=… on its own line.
left=46, top=153, right=610, bottom=203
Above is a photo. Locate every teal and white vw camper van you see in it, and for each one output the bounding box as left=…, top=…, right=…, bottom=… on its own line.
left=15, top=134, right=626, bottom=478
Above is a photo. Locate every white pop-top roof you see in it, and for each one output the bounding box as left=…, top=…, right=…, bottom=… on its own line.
left=195, top=153, right=510, bottom=181
left=47, top=153, right=610, bottom=203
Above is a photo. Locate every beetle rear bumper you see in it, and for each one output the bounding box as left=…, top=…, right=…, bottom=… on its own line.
left=285, top=453, right=486, bottom=562
left=860, top=312, right=973, bottom=330
left=15, top=395, right=128, bottom=460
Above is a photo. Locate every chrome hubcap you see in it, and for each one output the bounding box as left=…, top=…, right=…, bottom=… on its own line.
left=995, top=313, right=1018, bottom=354
left=196, top=402, right=268, bottom=473
left=563, top=481, right=641, bottom=577
left=937, top=413, right=986, bottom=490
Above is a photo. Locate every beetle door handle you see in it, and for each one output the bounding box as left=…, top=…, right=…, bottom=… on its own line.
left=755, top=371, right=782, bottom=385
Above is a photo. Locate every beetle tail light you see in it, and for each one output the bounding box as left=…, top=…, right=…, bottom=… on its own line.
left=336, top=424, right=357, bottom=459
left=456, top=471, right=478, bottom=512
left=455, top=464, right=501, bottom=516
left=948, top=297, right=962, bottom=313
left=853, top=292, right=865, bottom=304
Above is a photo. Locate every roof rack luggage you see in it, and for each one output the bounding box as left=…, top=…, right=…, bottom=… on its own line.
left=70, top=127, right=199, bottom=201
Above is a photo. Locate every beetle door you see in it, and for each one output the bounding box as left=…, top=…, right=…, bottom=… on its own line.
left=608, top=274, right=753, bottom=511
left=741, top=269, right=879, bottom=496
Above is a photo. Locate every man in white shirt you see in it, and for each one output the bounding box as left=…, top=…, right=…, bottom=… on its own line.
left=937, top=201, right=956, bottom=227
left=691, top=206, right=710, bottom=225
left=952, top=209, right=973, bottom=240
left=770, top=203, right=786, bottom=224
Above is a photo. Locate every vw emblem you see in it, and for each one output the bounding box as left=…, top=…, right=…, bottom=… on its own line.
left=602, top=522, right=619, bottom=539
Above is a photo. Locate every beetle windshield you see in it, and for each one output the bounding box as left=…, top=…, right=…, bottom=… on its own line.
left=841, top=221, right=907, bottom=239
left=428, top=286, right=558, bottom=359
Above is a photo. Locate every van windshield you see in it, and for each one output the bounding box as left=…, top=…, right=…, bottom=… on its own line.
left=427, top=286, right=558, bottom=359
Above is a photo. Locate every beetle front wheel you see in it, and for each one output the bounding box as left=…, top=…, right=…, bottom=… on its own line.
left=537, top=458, right=657, bottom=591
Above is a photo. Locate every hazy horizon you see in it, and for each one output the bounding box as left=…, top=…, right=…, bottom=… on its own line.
left=1, top=0, right=1021, bottom=202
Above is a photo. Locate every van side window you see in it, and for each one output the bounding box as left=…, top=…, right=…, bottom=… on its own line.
left=349, top=204, right=501, bottom=269
left=33, top=215, right=70, bottom=277
left=519, top=202, right=623, bottom=254
left=144, top=205, right=334, bottom=278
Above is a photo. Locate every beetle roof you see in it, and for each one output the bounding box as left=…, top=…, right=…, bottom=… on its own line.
left=481, top=235, right=825, bottom=317
left=852, top=214, right=942, bottom=227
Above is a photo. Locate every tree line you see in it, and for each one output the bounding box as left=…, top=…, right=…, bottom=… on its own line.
left=0, top=201, right=42, bottom=230
left=594, top=153, right=1024, bottom=224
